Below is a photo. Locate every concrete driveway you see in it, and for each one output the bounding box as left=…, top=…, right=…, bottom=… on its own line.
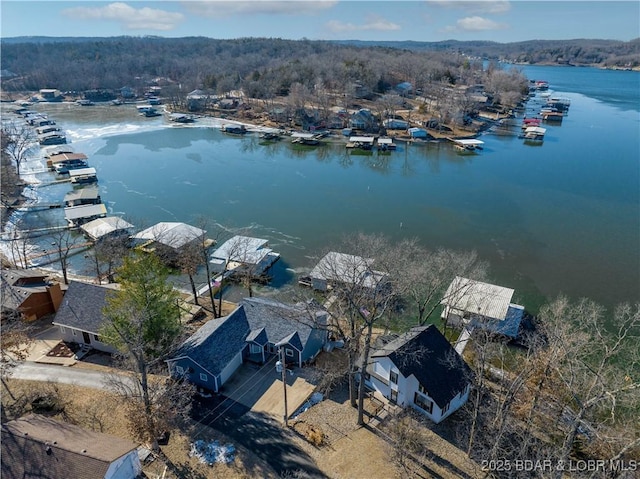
left=21, top=326, right=77, bottom=366
left=220, top=359, right=316, bottom=420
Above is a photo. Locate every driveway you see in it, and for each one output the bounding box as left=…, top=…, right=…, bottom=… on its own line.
left=20, top=326, right=77, bottom=366
left=5, top=362, right=135, bottom=390
left=221, top=359, right=317, bottom=420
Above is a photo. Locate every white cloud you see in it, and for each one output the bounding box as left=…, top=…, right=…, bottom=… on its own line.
left=429, top=1, right=511, bottom=14
left=448, top=15, right=509, bottom=32
left=184, top=1, right=337, bottom=18
left=63, top=2, right=183, bottom=31
left=326, top=15, right=401, bottom=33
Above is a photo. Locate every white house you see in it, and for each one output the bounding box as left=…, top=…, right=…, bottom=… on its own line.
left=365, top=325, right=473, bottom=423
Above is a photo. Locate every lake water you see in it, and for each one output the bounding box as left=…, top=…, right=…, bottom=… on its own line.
left=5, top=65, right=640, bottom=313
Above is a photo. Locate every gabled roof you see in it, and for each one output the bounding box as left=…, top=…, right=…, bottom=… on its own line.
left=64, top=186, right=100, bottom=203
left=170, top=297, right=323, bottom=374
left=441, top=276, right=515, bottom=321
left=371, top=325, right=473, bottom=409
left=52, top=281, right=115, bottom=334
left=81, top=217, right=134, bottom=241
left=131, top=222, right=205, bottom=250
left=170, top=306, right=251, bottom=377
left=1, top=414, right=138, bottom=479
left=1, top=268, right=51, bottom=310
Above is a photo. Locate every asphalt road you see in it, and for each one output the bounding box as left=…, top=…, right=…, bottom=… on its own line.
left=6, top=362, right=326, bottom=477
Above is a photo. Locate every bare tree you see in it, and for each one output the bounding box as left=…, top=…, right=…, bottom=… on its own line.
left=2, top=121, right=35, bottom=176
left=48, top=225, right=80, bottom=285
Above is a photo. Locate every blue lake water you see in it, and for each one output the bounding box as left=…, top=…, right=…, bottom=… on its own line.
left=8, top=65, right=640, bottom=313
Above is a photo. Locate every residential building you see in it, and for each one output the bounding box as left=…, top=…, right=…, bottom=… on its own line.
left=52, top=281, right=119, bottom=353
left=167, top=297, right=328, bottom=392
left=1, top=414, right=141, bottom=479
left=1, top=268, right=64, bottom=321
left=366, top=325, right=473, bottom=423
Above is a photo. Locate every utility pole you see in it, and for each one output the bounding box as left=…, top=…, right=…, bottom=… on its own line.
left=279, top=347, right=289, bottom=427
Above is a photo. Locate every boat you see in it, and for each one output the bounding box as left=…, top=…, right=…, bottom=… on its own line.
left=39, top=132, right=67, bottom=146
left=376, top=138, right=397, bottom=151
left=452, top=138, right=484, bottom=152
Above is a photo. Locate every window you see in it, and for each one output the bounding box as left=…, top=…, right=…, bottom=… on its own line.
left=60, top=326, right=66, bottom=333
left=285, top=349, right=294, bottom=358
left=418, top=383, right=428, bottom=395
left=442, top=402, right=450, bottom=414
left=390, top=370, right=398, bottom=384
left=93, top=334, right=100, bottom=342
left=175, top=365, right=184, bottom=375
left=414, top=392, right=433, bottom=414
left=72, top=329, right=76, bottom=336
left=390, top=389, right=398, bottom=404
left=200, top=373, right=208, bottom=382
left=250, top=344, right=262, bottom=354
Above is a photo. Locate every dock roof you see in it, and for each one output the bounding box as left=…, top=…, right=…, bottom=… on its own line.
left=131, top=222, right=205, bottom=250
left=64, top=204, right=107, bottom=222
left=309, top=251, right=387, bottom=290
left=210, top=235, right=272, bottom=265
left=453, top=139, right=484, bottom=146
left=441, top=276, right=515, bottom=321
left=49, top=152, right=88, bottom=163
left=68, top=167, right=97, bottom=178
left=64, top=186, right=100, bottom=203
left=81, top=216, right=133, bottom=241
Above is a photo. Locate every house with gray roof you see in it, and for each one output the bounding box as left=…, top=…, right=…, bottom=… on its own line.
left=1, top=268, right=64, bottom=321
left=1, top=414, right=140, bottom=479
left=365, top=325, right=473, bottom=423
left=167, top=297, right=328, bottom=392
left=52, top=281, right=119, bottom=353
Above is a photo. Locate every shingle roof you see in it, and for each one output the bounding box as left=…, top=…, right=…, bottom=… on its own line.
left=171, top=306, right=251, bottom=377
left=171, top=297, right=320, bottom=374
left=371, top=325, right=473, bottom=409
left=1, top=414, right=138, bottom=479
left=52, top=281, right=115, bottom=334
left=1, top=268, right=51, bottom=310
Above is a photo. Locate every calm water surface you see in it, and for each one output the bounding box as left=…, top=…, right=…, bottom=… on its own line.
left=8, top=65, right=640, bottom=312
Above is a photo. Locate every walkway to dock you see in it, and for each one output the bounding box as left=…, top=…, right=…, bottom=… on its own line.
left=26, top=241, right=92, bottom=262
left=454, top=326, right=472, bottom=355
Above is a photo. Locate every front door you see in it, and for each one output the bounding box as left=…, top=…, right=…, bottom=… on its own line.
left=82, top=331, right=91, bottom=344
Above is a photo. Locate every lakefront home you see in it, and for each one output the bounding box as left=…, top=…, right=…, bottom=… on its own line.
left=0, top=268, right=64, bottom=321
left=52, top=281, right=119, bottom=354
left=365, top=325, right=473, bottom=423
left=167, top=297, right=328, bottom=392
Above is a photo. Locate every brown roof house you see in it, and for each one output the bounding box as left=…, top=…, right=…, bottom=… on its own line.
left=0, top=268, right=64, bottom=321
left=1, top=414, right=141, bottom=479
left=52, top=281, right=119, bottom=354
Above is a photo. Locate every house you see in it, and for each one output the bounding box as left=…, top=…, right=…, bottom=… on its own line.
left=130, top=221, right=207, bottom=265
left=52, top=281, right=119, bottom=353
left=440, top=276, right=525, bottom=339
left=349, top=109, right=377, bottom=131
left=1, top=414, right=141, bottom=479
left=39, top=88, right=62, bottom=102
left=365, top=325, right=473, bottom=423
left=0, top=268, right=64, bottom=321
left=395, top=82, right=413, bottom=97
left=302, top=251, right=388, bottom=293
left=209, top=235, right=280, bottom=279
left=167, top=297, right=328, bottom=392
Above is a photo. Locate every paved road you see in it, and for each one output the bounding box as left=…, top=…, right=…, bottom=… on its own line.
left=5, top=362, right=135, bottom=390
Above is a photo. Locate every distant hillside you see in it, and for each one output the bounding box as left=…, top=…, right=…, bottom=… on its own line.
left=334, top=38, right=640, bottom=68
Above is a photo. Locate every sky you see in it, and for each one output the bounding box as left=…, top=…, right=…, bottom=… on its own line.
left=1, top=1, right=638, bottom=43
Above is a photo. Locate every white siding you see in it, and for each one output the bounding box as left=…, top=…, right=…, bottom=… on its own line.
left=104, top=451, right=141, bottom=479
